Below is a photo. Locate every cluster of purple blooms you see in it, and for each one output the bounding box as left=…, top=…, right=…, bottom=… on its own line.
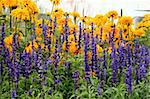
left=0, top=18, right=150, bottom=99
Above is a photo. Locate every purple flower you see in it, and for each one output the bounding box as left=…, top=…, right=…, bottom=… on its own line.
left=125, top=66, right=132, bottom=93
left=53, top=36, right=60, bottom=87
left=28, top=89, right=32, bottom=96
left=1, top=22, right=5, bottom=47
left=91, top=35, right=98, bottom=75
left=72, top=71, right=80, bottom=81
left=73, top=28, right=77, bottom=43
left=48, top=89, right=52, bottom=95
left=84, top=33, right=90, bottom=78
left=42, top=24, right=48, bottom=48
left=72, top=71, right=79, bottom=99
left=78, top=22, right=82, bottom=49
left=139, top=61, right=146, bottom=81
left=23, top=52, right=32, bottom=78
left=110, top=47, right=118, bottom=84
left=100, top=28, right=103, bottom=42
left=64, top=18, right=69, bottom=52
left=11, top=90, right=17, bottom=99
left=97, top=81, right=101, bottom=95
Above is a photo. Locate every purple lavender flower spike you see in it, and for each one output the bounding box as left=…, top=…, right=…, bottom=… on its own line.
left=0, top=22, right=5, bottom=83
left=125, top=66, right=132, bottom=93
left=72, top=71, right=80, bottom=99
left=111, top=47, right=118, bottom=84
left=42, top=24, right=48, bottom=50
left=11, top=90, right=17, bottom=99
left=1, top=22, right=5, bottom=47
left=84, top=32, right=91, bottom=78
left=53, top=36, right=60, bottom=88
left=91, top=35, right=95, bottom=72
left=97, top=81, right=101, bottom=95
left=73, top=27, right=77, bottom=43
left=78, top=22, right=82, bottom=49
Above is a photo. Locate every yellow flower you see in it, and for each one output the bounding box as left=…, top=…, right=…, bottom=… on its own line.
left=134, top=29, right=145, bottom=37
left=119, top=16, right=133, bottom=26
left=106, top=10, right=118, bottom=19
left=52, top=8, right=64, bottom=19
left=4, top=35, right=13, bottom=46
left=35, top=27, right=42, bottom=36
left=107, top=47, right=112, bottom=54
left=68, top=41, right=78, bottom=53
left=2, top=0, right=19, bottom=7
left=103, top=22, right=113, bottom=33
left=102, top=32, right=108, bottom=41
left=35, top=18, right=42, bottom=27
left=92, top=14, right=108, bottom=26
left=69, top=24, right=78, bottom=34
left=23, top=0, right=39, bottom=15
left=79, top=16, right=92, bottom=25
left=46, top=12, right=51, bottom=16
left=113, top=26, right=120, bottom=39
left=50, top=0, right=61, bottom=5
left=11, top=8, right=30, bottom=20
left=4, top=33, right=22, bottom=52
left=143, top=14, right=150, bottom=22
left=36, top=36, right=43, bottom=41
left=96, top=45, right=103, bottom=53
left=70, top=11, right=80, bottom=18
left=24, top=41, right=41, bottom=54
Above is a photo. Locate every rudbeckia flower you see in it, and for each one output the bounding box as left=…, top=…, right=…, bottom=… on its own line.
left=52, top=8, right=64, bottom=19
left=106, top=10, right=118, bottom=19
left=50, top=0, right=61, bottom=6
left=134, top=29, right=145, bottom=37
left=11, top=8, right=30, bottom=21
left=119, top=16, right=133, bottom=26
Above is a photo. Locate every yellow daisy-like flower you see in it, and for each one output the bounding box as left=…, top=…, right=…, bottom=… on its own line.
left=70, top=11, right=80, bottom=18
left=2, top=0, right=19, bottom=7
left=46, top=12, right=51, bottom=16
left=24, top=41, right=43, bottom=54
left=50, top=0, right=61, bottom=5
left=119, top=16, right=133, bottom=26
left=4, top=33, right=22, bottom=52
left=79, top=16, right=92, bottom=25
left=11, top=8, right=30, bottom=20
left=92, top=14, right=108, bottom=27
left=69, top=24, right=78, bottom=34
left=96, top=45, right=103, bottom=53
left=103, top=22, right=113, bottom=33
left=23, top=0, right=39, bottom=15
left=35, top=27, right=42, bottom=36
left=52, top=8, right=64, bottom=19
left=106, top=10, right=118, bottom=19
left=134, top=28, right=145, bottom=37
left=143, top=14, right=150, bottom=22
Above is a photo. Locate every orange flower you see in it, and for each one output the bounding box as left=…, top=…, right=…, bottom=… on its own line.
left=70, top=11, right=80, bottom=18
left=35, top=28, right=42, bottom=36
left=93, top=14, right=108, bottom=26
left=11, top=8, right=30, bottom=21
left=106, top=10, right=118, bottom=19
left=52, top=8, right=64, bottom=19
left=24, top=41, right=39, bottom=54
left=50, top=0, right=61, bottom=5
left=134, top=29, right=145, bottom=37
left=119, top=16, right=133, bottom=26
